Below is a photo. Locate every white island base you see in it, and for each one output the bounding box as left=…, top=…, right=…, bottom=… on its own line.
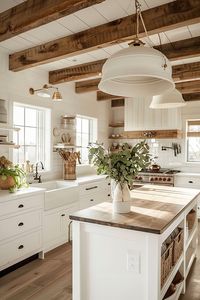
left=70, top=185, right=199, bottom=300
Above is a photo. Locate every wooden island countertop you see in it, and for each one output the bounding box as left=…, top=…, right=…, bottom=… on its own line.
left=70, top=185, right=200, bottom=234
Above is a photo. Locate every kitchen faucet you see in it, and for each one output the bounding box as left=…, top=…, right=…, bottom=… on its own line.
left=34, top=161, right=44, bottom=183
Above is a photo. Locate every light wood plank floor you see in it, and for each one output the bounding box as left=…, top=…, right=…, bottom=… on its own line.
left=0, top=228, right=199, bottom=300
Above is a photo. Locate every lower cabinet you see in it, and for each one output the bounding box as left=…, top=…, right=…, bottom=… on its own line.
left=0, top=192, right=44, bottom=272
left=79, top=179, right=111, bottom=210
left=44, top=202, right=79, bottom=253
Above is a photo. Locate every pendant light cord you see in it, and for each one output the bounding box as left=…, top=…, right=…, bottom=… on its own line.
left=134, top=0, right=167, bottom=69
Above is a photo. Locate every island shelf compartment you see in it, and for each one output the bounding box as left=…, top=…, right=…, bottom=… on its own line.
left=161, top=226, right=184, bottom=288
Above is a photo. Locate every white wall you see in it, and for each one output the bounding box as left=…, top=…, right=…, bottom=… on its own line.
left=0, top=49, right=110, bottom=179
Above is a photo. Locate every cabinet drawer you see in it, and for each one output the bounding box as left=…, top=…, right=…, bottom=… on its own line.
left=0, top=230, right=42, bottom=269
left=174, top=176, right=200, bottom=188
left=80, top=193, right=105, bottom=210
left=0, top=194, right=44, bottom=217
left=79, top=180, right=110, bottom=196
left=0, top=210, right=42, bottom=241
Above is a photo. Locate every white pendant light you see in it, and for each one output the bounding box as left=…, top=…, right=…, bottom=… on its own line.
left=150, top=89, right=186, bottom=109
left=98, top=44, right=174, bottom=97
left=98, top=0, right=175, bottom=97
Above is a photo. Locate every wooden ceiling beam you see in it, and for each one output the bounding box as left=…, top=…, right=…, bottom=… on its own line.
left=0, top=0, right=105, bottom=42
left=50, top=39, right=200, bottom=84
left=183, top=93, right=200, bottom=101
left=10, top=0, right=200, bottom=71
left=50, top=60, right=106, bottom=84
left=74, top=63, right=200, bottom=94
left=97, top=91, right=123, bottom=101
left=176, top=80, right=200, bottom=94
left=172, top=61, right=200, bottom=82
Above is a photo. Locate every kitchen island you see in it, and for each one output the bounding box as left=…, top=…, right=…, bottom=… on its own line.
left=70, top=185, right=200, bottom=300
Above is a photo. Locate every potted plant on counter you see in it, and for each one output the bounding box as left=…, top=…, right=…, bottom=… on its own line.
left=0, top=156, right=27, bottom=192
left=89, top=141, right=150, bottom=213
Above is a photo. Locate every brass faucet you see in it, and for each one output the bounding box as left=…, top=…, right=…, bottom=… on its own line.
left=34, top=161, right=44, bottom=183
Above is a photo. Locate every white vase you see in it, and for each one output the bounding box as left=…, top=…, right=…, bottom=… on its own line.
left=113, top=182, right=131, bottom=213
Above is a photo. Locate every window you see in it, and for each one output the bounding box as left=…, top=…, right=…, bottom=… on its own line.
left=186, top=120, right=200, bottom=162
left=13, top=103, right=51, bottom=170
left=76, top=116, right=97, bottom=164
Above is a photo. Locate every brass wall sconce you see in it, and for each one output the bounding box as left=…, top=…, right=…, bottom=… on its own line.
left=29, top=84, right=63, bottom=102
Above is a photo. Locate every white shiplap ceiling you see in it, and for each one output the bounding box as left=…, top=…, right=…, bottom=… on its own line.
left=0, top=0, right=199, bottom=73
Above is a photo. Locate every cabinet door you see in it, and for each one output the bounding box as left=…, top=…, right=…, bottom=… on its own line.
left=44, top=211, right=62, bottom=246
left=60, top=203, right=79, bottom=240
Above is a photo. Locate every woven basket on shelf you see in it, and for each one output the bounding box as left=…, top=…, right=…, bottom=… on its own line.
left=161, top=242, right=173, bottom=287
left=172, top=228, right=184, bottom=266
left=186, top=209, right=196, bottom=230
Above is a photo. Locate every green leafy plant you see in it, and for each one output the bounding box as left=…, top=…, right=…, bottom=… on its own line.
left=89, top=141, right=150, bottom=186
left=0, top=156, right=27, bottom=192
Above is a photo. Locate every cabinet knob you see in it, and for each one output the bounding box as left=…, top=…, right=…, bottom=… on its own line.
left=61, top=214, right=65, bottom=217
left=18, top=245, right=24, bottom=250
left=90, top=199, right=94, bottom=202
left=108, top=183, right=111, bottom=186
left=18, top=222, right=24, bottom=227
left=188, top=181, right=193, bottom=183
left=18, top=204, right=24, bottom=208
left=108, top=194, right=111, bottom=197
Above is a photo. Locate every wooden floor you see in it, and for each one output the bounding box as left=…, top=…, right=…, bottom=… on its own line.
left=0, top=228, right=199, bottom=300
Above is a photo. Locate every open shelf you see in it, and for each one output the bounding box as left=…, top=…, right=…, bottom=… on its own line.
left=0, top=143, right=20, bottom=149
left=186, top=249, right=196, bottom=278
left=186, top=226, right=197, bottom=250
left=109, top=122, right=124, bottom=128
left=0, top=125, right=20, bottom=132
left=161, top=254, right=183, bottom=299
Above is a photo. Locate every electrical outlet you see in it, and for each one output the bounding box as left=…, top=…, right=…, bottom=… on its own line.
left=127, top=250, right=141, bottom=274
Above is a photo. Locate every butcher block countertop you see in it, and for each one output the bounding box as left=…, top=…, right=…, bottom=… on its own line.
left=70, top=185, right=200, bottom=234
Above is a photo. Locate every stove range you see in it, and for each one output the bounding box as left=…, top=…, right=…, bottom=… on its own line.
left=133, top=169, right=180, bottom=186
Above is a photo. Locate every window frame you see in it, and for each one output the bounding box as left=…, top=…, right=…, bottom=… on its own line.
left=13, top=102, right=51, bottom=171
left=76, top=115, right=97, bottom=165
left=186, top=118, right=200, bottom=164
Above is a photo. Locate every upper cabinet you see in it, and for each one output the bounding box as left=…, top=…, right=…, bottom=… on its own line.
left=125, top=97, right=182, bottom=132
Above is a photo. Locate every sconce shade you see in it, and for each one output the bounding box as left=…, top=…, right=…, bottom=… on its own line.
left=150, top=89, right=186, bottom=109
left=52, top=91, right=63, bottom=101
left=98, top=45, right=175, bottom=97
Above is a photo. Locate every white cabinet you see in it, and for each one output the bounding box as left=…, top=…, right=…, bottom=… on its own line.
left=174, top=174, right=200, bottom=218
left=125, top=97, right=182, bottom=131
left=79, top=179, right=111, bottom=210
left=44, top=202, right=79, bottom=252
left=0, top=191, right=44, bottom=272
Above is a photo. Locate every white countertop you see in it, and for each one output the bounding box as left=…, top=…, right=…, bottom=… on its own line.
left=0, top=187, right=45, bottom=203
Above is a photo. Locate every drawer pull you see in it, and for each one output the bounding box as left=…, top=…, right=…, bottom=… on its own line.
left=18, top=245, right=24, bottom=250
left=18, top=222, right=24, bottom=227
left=85, top=186, right=98, bottom=191
left=18, top=204, right=24, bottom=208
left=108, top=194, right=110, bottom=197
left=188, top=181, right=193, bottom=183
left=61, top=214, right=65, bottom=217
left=90, top=199, right=94, bottom=202
left=108, top=183, right=111, bottom=186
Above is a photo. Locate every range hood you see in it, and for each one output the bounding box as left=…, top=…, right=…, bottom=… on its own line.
left=125, top=97, right=182, bottom=132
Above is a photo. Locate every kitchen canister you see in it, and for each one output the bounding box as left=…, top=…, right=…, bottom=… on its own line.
left=0, top=99, right=7, bottom=124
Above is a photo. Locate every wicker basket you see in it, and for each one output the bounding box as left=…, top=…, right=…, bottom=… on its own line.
left=63, top=161, right=76, bottom=180
left=172, top=228, right=184, bottom=265
left=186, top=210, right=196, bottom=230
left=161, top=242, right=173, bottom=287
